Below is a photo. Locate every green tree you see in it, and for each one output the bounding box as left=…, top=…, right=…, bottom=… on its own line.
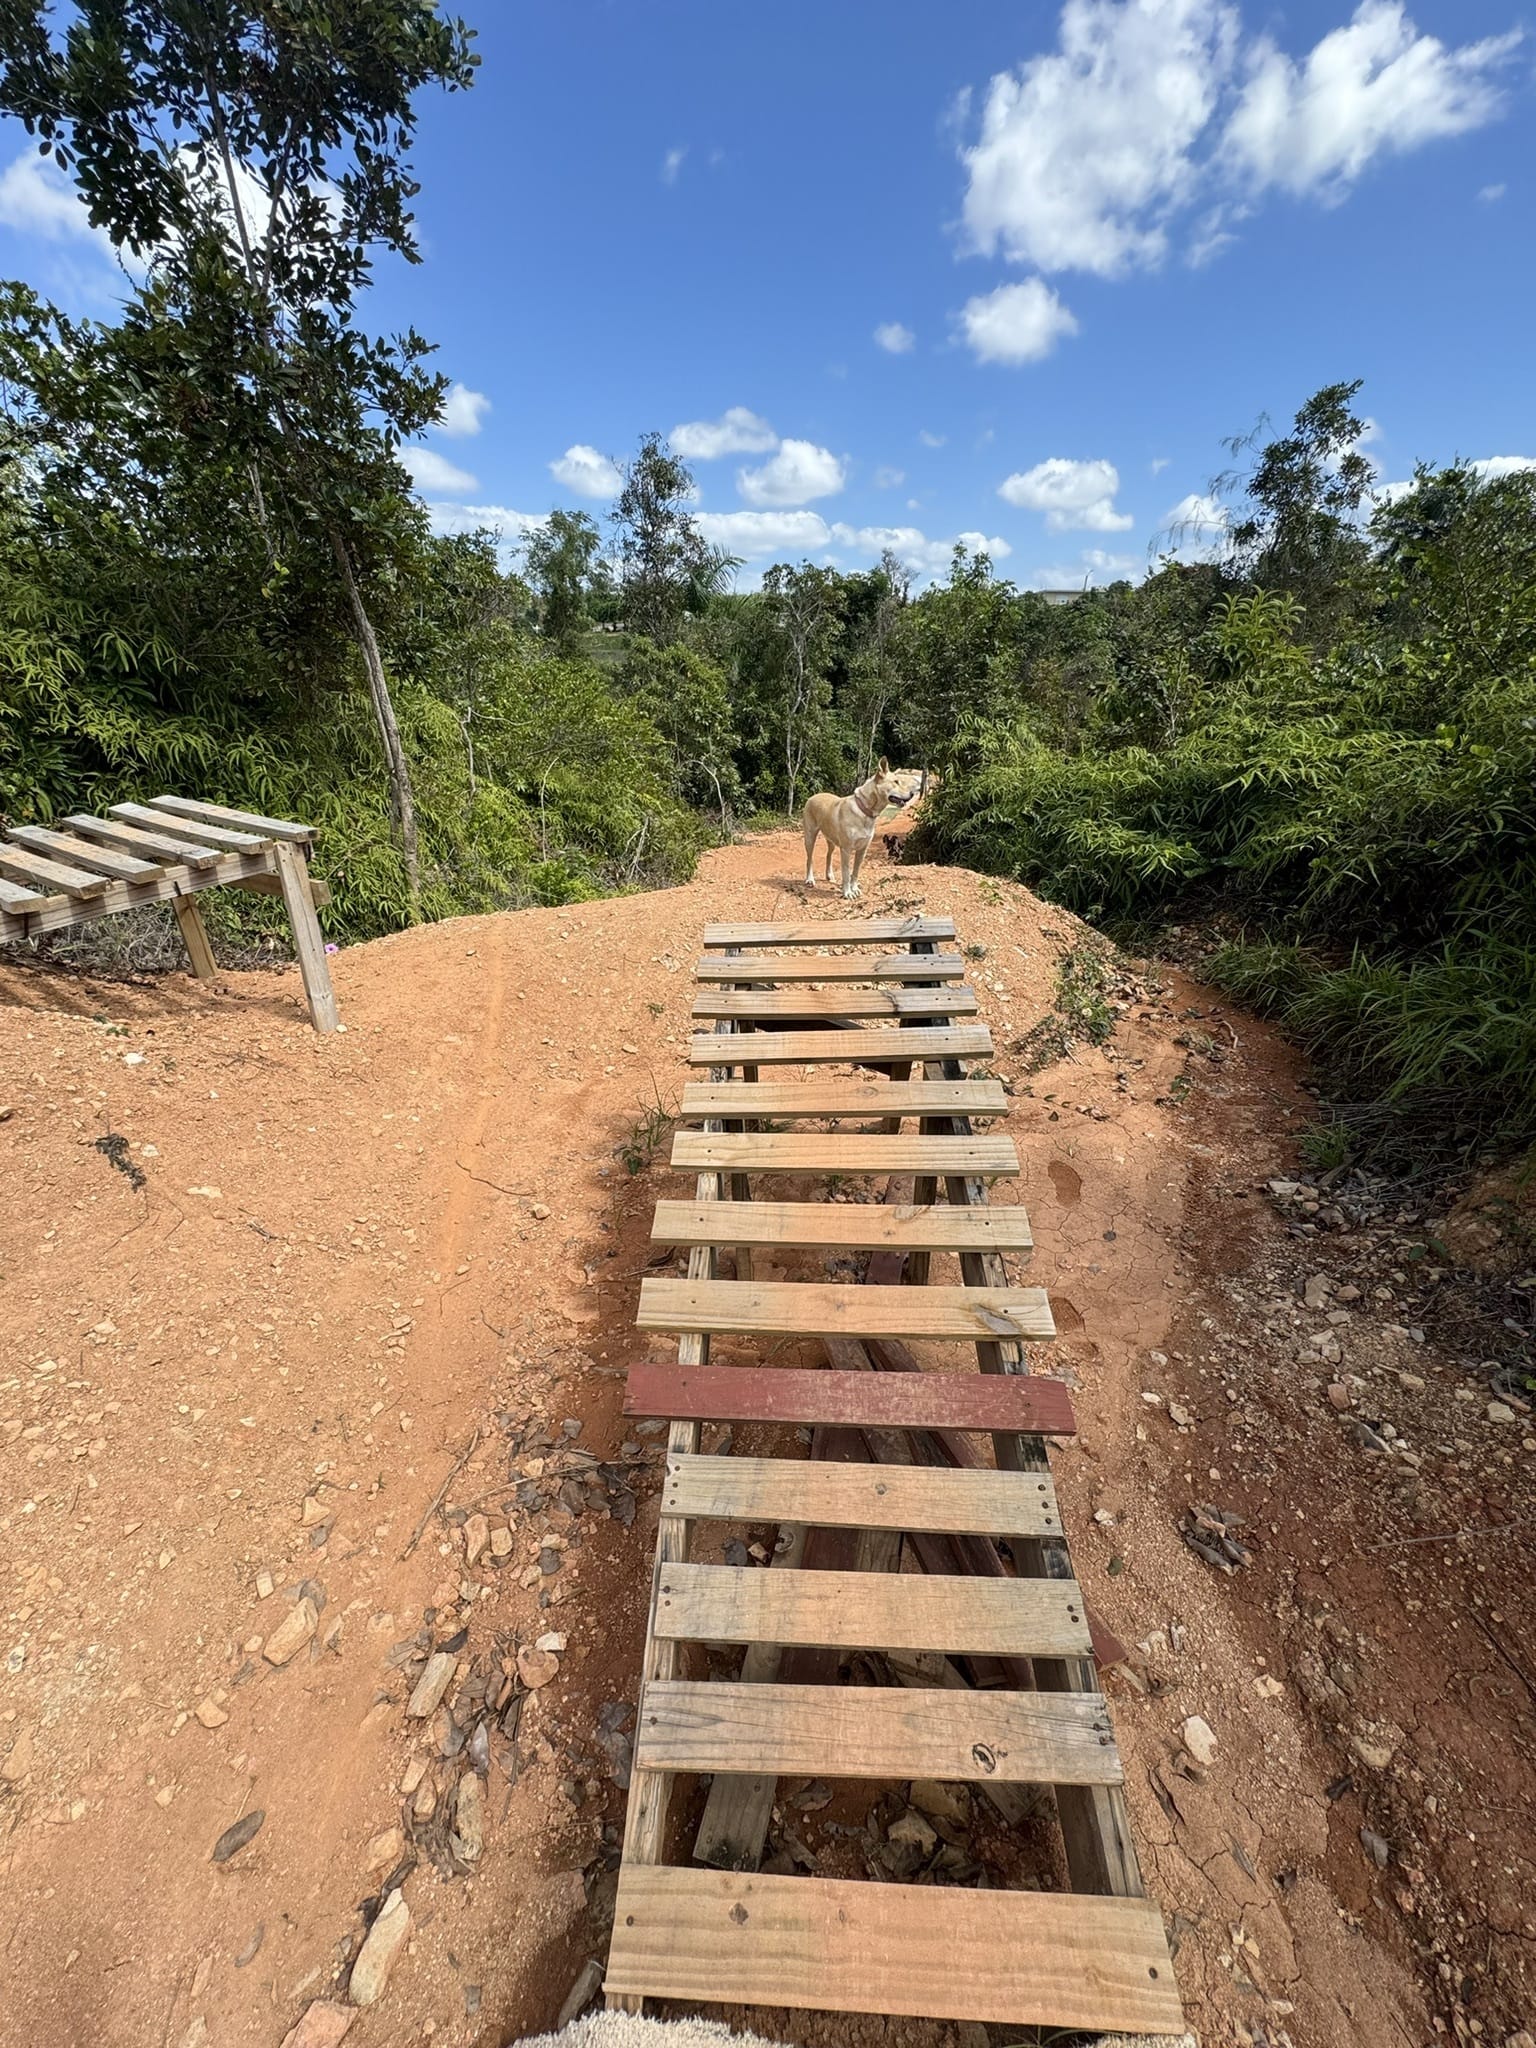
left=613, top=432, right=708, bottom=644
left=0, top=0, right=478, bottom=903
left=524, top=509, right=602, bottom=646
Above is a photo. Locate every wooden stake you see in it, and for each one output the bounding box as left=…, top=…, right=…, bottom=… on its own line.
left=170, top=895, right=218, bottom=982
left=271, top=841, right=340, bottom=1033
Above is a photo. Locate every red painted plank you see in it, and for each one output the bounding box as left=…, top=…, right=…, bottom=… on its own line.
left=624, top=1363, right=1076, bottom=1436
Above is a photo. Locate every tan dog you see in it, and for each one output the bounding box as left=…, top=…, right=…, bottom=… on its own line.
left=802, top=758, right=904, bottom=899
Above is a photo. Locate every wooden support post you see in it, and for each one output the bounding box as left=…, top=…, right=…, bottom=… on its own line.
left=170, top=894, right=218, bottom=981
left=270, top=841, right=340, bottom=1034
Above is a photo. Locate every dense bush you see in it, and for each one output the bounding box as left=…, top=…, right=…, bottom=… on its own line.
left=914, top=453, right=1536, bottom=1159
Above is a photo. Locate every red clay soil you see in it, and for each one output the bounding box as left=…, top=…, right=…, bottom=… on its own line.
left=1, top=828, right=1531, bottom=2048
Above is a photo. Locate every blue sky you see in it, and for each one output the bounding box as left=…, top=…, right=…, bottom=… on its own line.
left=2, top=0, right=1533, bottom=588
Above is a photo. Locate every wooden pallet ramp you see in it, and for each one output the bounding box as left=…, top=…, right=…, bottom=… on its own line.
left=607, top=911, right=1182, bottom=2034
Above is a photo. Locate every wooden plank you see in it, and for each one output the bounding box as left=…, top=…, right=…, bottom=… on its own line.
left=110, top=803, right=268, bottom=851
left=652, top=1198, right=1031, bottom=1255
left=149, top=794, right=315, bottom=842
left=691, top=986, right=978, bottom=1021
left=637, top=1680, right=1119, bottom=1785
left=605, top=1868, right=1183, bottom=2033
left=671, top=1132, right=1017, bottom=1177
left=625, top=1363, right=1075, bottom=1436
left=655, top=1563, right=1091, bottom=1658
left=702, top=916, right=956, bottom=948
left=16, top=850, right=274, bottom=937
left=693, top=952, right=968, bottom=984
left=664, top=1452, right=1060, bottom=1537
left=0, top=845, right=109, bottom=899
left=689, top=1025, right=991, bottom=1067
left=681, top=1079, right=1007, bottom=1120
left=6, top=826, right=162, bottom=882
left=271, top=840, right=339, bottom=1033
left=228, top=871, right=333, bottom=908
left=62, top=813, right=222, bottom=869
left=637, top=1279, right=1054, bottom=1343
left=0, top=877, right=50, bottom=914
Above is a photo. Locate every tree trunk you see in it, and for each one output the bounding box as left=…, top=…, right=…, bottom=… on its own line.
left=330, top=528, right=421, bottom=909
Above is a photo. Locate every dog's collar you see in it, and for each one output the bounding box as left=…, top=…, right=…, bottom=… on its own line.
left=853, top=788, right=881, bottom=820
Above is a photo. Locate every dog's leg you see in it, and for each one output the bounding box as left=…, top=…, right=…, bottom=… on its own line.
left=848, top=839, right=867, bottom=899
left=840, top=844, right=856, bottom=900
left=803, top=817, right=819, bottom=888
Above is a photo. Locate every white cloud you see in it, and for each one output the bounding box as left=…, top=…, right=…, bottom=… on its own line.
left=0, top=145, right=142, bottom=275
left=400, top=445, right=479, bottom=496
left=998, top=456, right=1132, bottom=530
left=874, top=321, right=916, bottom=354
left=737, top=438, right=847, bottom=507
left=918, top=430, right=947, bottom=448
left=1150, top=456, right=1171, bottom=474
left=873, top=466, right=906, bottom=488
left=1224, top=5, right=1522, bottom=200
left=694, top=509, right=1011, bottom=584
left=437, top=383, right=491, bottom=437
left=671, top=407, right=778, bottom=460
left=1472, top=454, right=1536, bottom=481
left=696, top=510, right=834, bottom=558
left=661, top=146, right=687, bottom=186
left=550, top=444, right=623, bottom=498
left=1157, top=489, right=1229, bottom=559
left=425, top=501, right=547, bottom=541
left=958, top=279, right=1079, bottom=365
left=1478, top=181, right=1507, bottom=201
left=955, top=1, right=1521, bottom=279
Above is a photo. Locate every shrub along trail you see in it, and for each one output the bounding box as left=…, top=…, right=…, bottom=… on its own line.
left=0, top=829, right=1529, bottom=2048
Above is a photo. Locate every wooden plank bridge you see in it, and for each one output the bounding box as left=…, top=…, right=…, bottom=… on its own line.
left=605, top=911, right=1184, bottom=2034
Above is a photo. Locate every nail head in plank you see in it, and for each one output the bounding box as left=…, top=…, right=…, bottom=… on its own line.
left=681, top=1079, right=1008, bottom=1120
left=691, top=986, right=979, bottom=1021
left=653, top=1197, right=1031, bottom=1255
left=624, top=1362, right=1075, bottom=1435
left=0, top=844, right=109, bottom=898
left=7, top=825, right=162, bottom=882
left=636, top=1679, right=1117, bottom=1785
left=62, top=814, right=223, bottom=869
left=111, top=803, right=267, bottom=850
left=702, top=916, right=957, bottom=948
left=637, top=1279, right=1054, bottom=1344
left=151, top=794, right=316, bottom=842
left=655, top=1562, right=1091, bottom=1657
left=604, top=1868, right=1183, bottom=2034
left=688, top=1026, right=992, bottom=1067
left=664, top=1451, right=1060, bottom=1536
left=671, top=1133, right=1018, bottom=1177
left=693, top=952, right=968, bottom=983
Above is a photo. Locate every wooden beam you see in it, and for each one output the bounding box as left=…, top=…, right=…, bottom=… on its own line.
left=691, top=986, right=978, bottom=1021
left=654, top=1562, right=1092, bottom=1658
left=701, top=916, right=956, bottom=948
left=671, top=1132, right=1017, bottom=1177
left=605, top=1869, right=1183, bottom=2033
left=636, top=1278, right=1055, bottom=1344
left=10, top=850, right=274, bottom=938
left=271, top=841, right=339, bottom=1033
left=625, top=1361, right=1075, bottom=1435
left=688, top=1025, right=991, bottom=1067
left=693, top=952, right=967, bottom=983
left=663, top=1452, right=1061, bottom=1538
left=109, top=802, right=267, bottom=851
left=170, top=896, right=218, bottom=981
left=150, top=794, right=315, bottom=841
left=680, top=1079, right=1007, bottom=1120
left=638, top=1680, right=1121, bottom=1786
left=652, top=1197, right=1032, bottom=1256
left=63, top=813, right=222, bottom=868
left=6, top=826, right=162, bottom=883
left=0, top=844, right=109, bottom=899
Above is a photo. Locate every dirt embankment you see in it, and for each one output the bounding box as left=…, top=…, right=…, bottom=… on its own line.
left=1, top=831, right=1531, bottom=2048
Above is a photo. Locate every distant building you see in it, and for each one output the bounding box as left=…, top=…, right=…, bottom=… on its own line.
left=1037, top=588, right=1087, bottom=607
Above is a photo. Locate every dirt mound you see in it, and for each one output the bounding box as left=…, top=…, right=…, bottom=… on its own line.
left=1, top=831, right=1529, bottom=2048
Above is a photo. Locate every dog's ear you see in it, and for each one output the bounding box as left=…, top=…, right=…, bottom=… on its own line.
left=878, top=756, right=890, bottom=775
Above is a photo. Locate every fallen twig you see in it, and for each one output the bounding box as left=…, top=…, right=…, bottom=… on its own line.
left=400, top=1426, right=482, bottom=1560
